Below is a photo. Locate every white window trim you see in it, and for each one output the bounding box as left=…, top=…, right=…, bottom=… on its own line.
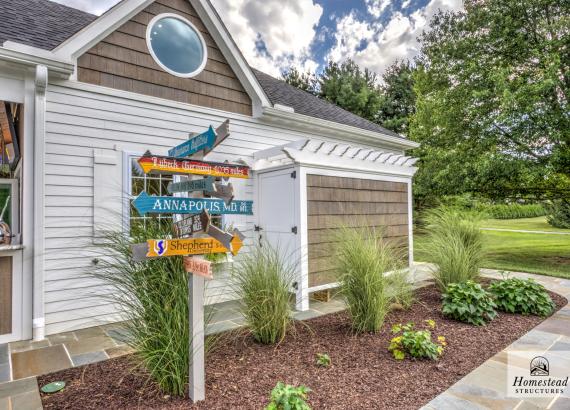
left=146, top=13, right=208, bottom=79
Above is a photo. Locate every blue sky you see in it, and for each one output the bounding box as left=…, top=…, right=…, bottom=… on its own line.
left=53, top=0, right=463, bottom=77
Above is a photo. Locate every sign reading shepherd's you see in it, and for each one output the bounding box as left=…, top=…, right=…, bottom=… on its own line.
left=138, top=155, right=250, bottom=179
left=132, top=192, right=253, bottom=216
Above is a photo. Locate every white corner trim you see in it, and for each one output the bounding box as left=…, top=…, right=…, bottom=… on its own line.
left=54, top=0, right=154, bottom=60
left=0, top=43, right=74, bottom=77
left=261, top=106, right=420, bottom=150
left=33, top=65, right=48, bottom=342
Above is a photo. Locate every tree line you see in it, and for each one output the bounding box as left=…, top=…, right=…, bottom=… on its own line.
left=282, top=0, right=569, bottom=211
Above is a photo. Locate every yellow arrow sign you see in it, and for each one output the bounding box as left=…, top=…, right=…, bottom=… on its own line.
left=144, top=232, right=243, bottom=259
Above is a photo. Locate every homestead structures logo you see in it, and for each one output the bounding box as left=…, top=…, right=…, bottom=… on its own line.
left=508, top=351, right=569, bottom=398
left=530, top=356, right=549, bottom=376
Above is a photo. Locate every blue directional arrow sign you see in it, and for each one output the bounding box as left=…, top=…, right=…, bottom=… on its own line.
left=168, top=126, right=217, bottom=158
left=132, top=192, right=253, bottom=216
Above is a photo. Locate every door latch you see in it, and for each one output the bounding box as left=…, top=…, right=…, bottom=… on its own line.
left=291, top=226, right=298, bottom=234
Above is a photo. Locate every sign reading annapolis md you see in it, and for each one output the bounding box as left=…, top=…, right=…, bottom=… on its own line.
left=132, top=192, right=253, bottom=216
left=138, top=155, right=250, bottom=179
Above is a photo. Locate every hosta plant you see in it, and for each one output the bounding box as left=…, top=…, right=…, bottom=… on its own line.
left=266, top=382, right=311, bottom=410
left=489, top=277, right=555, bottom=317
left=442, top=281, right=497, bottom=326
left=388, top=320, right=446, bottom=361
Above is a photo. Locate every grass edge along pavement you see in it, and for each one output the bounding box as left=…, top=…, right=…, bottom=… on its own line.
left=415, top=217, right=570, bottom=279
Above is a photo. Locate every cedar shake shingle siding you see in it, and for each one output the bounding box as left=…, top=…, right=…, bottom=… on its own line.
left=77, top=0, right=253, bottom=115
left=307, top=175, right=409, bottom=287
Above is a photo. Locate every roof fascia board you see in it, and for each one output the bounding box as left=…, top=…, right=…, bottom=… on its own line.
left=0, top=42, right=74, bottom=77
left=192, top=0, right=271, bottom=113
left=53, top=0, right=154, bottom=60
left=261, top=106, right=420, bottom=151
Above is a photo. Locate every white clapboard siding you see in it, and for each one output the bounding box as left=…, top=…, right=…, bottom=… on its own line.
left=43, top=82, right=404, bottom=335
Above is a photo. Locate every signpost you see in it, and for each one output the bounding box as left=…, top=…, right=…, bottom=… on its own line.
left=138, top=155, right=250, bottom=179
left=130, top=120, right=248, bottom=403
left=132, top=192, right=252, bottom=216
left=168, top=178, right=234, bottom=204
left=184, top=257, right=213, bottom=280
left=174, top=211, right=211, bottom=238
left=168, top=120, right=230, bottom=158
left=168, top=177, right=215, bottom=194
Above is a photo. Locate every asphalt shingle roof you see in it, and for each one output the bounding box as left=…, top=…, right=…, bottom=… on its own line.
left=252, top=68, right=403, bottom=138
left=0, top=0, right=406, bottom=139
left=0, top=0, right=96, bottom=50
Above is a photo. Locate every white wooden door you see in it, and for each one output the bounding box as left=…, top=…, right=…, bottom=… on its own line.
left=256, top=168, right=298, bottom=262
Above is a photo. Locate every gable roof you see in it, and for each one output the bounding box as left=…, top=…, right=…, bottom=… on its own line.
left=0, top=0, right=409, bottom=142
left=252, top=69, right=403, bottom=139
left=0, top=0, right=97, bottom=51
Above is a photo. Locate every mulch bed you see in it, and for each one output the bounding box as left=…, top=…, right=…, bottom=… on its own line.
left=39, top=285, right=567, bottom=410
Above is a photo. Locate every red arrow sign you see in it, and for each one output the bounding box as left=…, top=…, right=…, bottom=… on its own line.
left=184, top=257, right=213, bottom=280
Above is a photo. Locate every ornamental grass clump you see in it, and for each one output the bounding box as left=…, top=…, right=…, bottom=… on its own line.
left=442, top=281, right=497, bottom=326
left=489, top=277, right=555, bottom=317
left=333, top=226, right=403, bottom=333
left=421, top=207, right=485, bottom=291
left=92, top=220, right=210, bottom=396
left=231, top=243, right=295, bottom=344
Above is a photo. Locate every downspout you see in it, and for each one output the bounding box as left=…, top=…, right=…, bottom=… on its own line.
left=32, top=65, right=47, bottom=340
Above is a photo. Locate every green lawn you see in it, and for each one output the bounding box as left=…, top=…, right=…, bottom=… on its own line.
left=480, top=216, right=569, bottom=233
left=415, top=218, right=570, bottom=279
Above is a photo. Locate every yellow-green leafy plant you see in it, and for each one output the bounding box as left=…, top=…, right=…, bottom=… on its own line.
left=388, top=320, right=446, bottom=360
left=315, top=353, right=331, bottom=367
left=266, top=382, right=311, bottom=410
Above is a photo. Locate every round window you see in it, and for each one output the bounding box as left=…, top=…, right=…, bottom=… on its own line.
left=146, top=14, right=207, bottom=78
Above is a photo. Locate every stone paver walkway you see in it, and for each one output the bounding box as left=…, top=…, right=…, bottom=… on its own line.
left=421, top=267, right=570, bottom=410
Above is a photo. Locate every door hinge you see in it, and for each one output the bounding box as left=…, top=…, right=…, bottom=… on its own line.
left=291, top=226, right=298, bottom=234
left=290, top=170, right=296, bottom=179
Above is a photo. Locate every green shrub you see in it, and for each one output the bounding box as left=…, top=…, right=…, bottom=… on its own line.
left=231, top=243, right=294, bottom=344
left=332, top=226, right=403, bottom=333
left=93, top=221, right=214, bottom=396
left=388, top=320, right=446, bottom=360
left=489, top=277, right=555, bottom=317
left=547, top=200, right=570, bottom=229
left=475, top=203, right=547, bottom=219
left=442, top=281, right=497, bottom=326
left=315, top=353, right=331, bottom=367
left=266, top=382, right=311, bottom=410
left=421, top=207, right=485, bottom=291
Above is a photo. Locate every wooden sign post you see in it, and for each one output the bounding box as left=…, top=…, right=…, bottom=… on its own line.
left=130, top=120, right=250, bottom=403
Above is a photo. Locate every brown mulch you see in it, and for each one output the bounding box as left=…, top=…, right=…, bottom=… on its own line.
left=39, top=285, right=567, bottom=410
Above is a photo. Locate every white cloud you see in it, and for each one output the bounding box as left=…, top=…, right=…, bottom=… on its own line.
left=212, top=0, right=323, bottom=76
left=50, top=0, right=120, bottom=15
left=366, top=0, right=392, bottom=18
left=327, top=0, right=463, bottom=77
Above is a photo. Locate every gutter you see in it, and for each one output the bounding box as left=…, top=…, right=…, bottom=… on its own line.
left=0, top=42, right=74, bottom=77
left=261, top=106, right=420, bottom=151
